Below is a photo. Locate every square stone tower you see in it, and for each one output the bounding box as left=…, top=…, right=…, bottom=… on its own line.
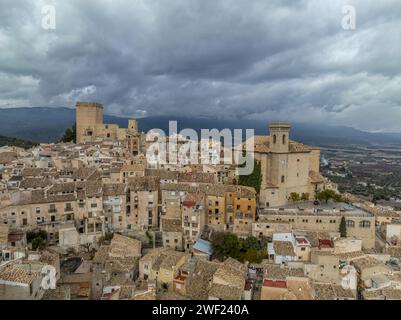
left=76, top=102, right=104, bottom=144
left=269, top=122, right=291, bottom=153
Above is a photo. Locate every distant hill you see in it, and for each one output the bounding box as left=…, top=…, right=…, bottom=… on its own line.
left=0, top=135, right=39, bottom=149
left=0, top=107, right=401, bottom=146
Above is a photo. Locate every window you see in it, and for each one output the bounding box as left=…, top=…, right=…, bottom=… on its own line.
left=346, top=220, right=355, bottom=228
left=273, top=135, right=277, bottom=144
left=359, top=220, right=371, bottom=228
left=282, top=135, right=286, bottom=144
left=91, top=203, right=97, bottom=208
left=301, top=247, right=306, bottom=251
left=281, top=176, right=285, bottom=183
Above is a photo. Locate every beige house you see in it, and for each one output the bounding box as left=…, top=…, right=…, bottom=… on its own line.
left=352, top=256, right=391, bottom=288
left=182, top=193, right=205, bottom=250
left=161, top=218, right=183, bottom=250
left=127, top=177, right=159, bottom=231
left=102, top=183, right=127, bottom=232
left=261, top=276, right=314, bottom=300
left=305, top=250, right=340, bottom=284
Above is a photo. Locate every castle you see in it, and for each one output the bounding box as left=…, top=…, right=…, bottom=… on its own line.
left=76, top=101, right=143, bottom=155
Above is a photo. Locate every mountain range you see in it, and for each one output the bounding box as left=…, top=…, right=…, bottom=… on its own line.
left=1, top=107, right=400, bottom=146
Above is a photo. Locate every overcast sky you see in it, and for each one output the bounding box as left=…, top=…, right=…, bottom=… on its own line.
left=1, top=0, right=401, bottom=131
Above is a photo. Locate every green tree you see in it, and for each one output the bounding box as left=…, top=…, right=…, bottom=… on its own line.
left=316, top=189, right=339, bottom=204
left=31, top=237, right=47, bottom=250
left=0, top=135, right=39, bottom=149
left=238, top=158, right=262, bottom=193
left=212, top=232, right=242, bottom=260
left=60, top=123, right=76, bottom=143
left=243, top=248, right=258, bottom=263
left=339, top=216, right=347, bottom=238
left=220, top=233, right=242, bottom=259
left=27, top=230, right=48, bottom=250
left=288, top=192, right=301, bottom=203
left=243, top=236, right=261, bottom=251
left=301, top=193, right=310, bottom=201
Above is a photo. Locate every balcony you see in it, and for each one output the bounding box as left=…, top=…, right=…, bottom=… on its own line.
left=64, top=207, right=73, bottom=212
left=48, top=209, right=57, bottom=214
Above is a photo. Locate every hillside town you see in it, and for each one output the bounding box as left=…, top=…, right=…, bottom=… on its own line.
left=1, top=102, right=401, bottom=300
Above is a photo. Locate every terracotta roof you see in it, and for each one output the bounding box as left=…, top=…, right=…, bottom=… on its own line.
left=263, top=279, right=287, bottom=288
left=313, top=283, right=356, bottom=300
left=0, top=152, right=17, bottom=165
left=243, top=136, right=312, bottom=154
left=352, top=256, right=385, bottom=271
left=188, top=259, right=220, bottom=300
left=385, top=246, right=401, bottom=259
left=145, top=169, right=179, bottom=180
left=178, top=172, right=215, bottom=184
left=105, top=256, right=139, bottom=273
left=264, top=264, right=304, bottom=280
left=209, top=282, right=243, bottom=300
left=109, top=234, right=141, bottom=257
left=19, top=178, right=53, bottom=189
left=309, top=171, right=325, bottom=183
left=159, top=251, right=187, bottom=270
left=0, top=263, right=38, bottom=284
left=128, top=176, right=160, bottom=191
left=103, top=183, right=126, bottom=196
left=42, top=286, right=71, bottom=300
left=212, top=258, right=247, bottom=291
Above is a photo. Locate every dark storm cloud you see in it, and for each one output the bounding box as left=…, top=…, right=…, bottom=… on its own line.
left=0, top=0, right=401, bottom=131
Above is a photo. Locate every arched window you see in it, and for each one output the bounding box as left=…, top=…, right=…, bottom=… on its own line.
left=273, top=135, right=277, bottom=144
left=281, top=175, right=285, bottom=183
left=282, top=134, right=286, bottom=144
left=360, top=221, right=370, bottom=228
left=359, top=220, right=371, bottom=228
left=346, top=220, right=355, bottom=228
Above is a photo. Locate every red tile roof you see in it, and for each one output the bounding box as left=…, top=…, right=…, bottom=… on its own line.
left=263, top=279, right=287, bottom=288
left=318, top=239, right=333, bottom=248
left=183, top=200, right=196, bottom=207
left=174, top=275, right=187, bottom=282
